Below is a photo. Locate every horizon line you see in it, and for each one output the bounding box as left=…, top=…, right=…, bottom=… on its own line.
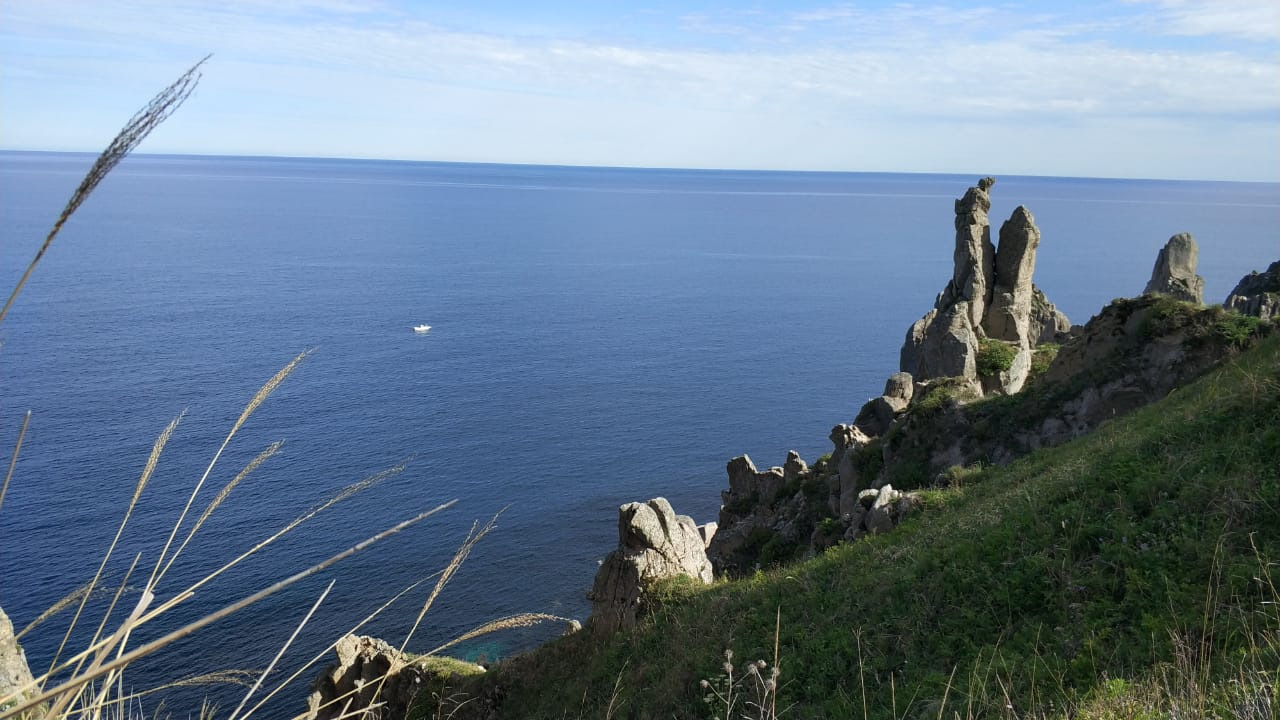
left=1, top=148, right=1274, bottom=186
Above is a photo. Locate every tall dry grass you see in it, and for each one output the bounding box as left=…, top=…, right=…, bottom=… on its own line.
left=0, top=59, right=567, bottom=720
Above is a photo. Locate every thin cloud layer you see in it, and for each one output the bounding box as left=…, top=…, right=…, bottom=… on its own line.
left=0, top=0, right=1276, bottom=180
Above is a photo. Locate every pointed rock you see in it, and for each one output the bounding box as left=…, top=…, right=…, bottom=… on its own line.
left=983, top=205, right=1041, bottom=344
left=1144, top=232, right=1204, bottom=304
left=941, top=178, right=997, bottom=328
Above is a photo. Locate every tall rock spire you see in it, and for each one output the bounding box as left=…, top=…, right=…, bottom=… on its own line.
left=898, top=178, right=1068, bottom=398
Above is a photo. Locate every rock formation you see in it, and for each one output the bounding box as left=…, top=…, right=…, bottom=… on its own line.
left=900, top=178, right=1068, bottom=399
left=875, top=293, right=1272, bottom=487
left=849, top=484, right=920, bottom=539
left=1, top=608, right=38, bottom=714
left=308, top=635, right=425, bottom=720
left=1224, top=260, right=1280, bottom=321
left=706, top=453, right=825, bottom=576
left=830, top=424, right=874, bottom=515
left=587, top=498, right=713, bottom=633
left=1144, top=232, right=1204, bottom=303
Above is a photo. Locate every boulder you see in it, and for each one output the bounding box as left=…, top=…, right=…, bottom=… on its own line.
left=883, top=372, right=914, bottom=406
left=832, top=425, right=875, bottom=515
left=588, top=498, right=713, bottom=632
left=1, top=608, right=37, bottom=714
left=1144, top=232, right=1204, bottom=303
left=698, top=522, right=718, bottom=548
left=1224, top=260, right=1280, bottom=321
left=853, top=396, right=896, bottom=437
left=829, top=423, right=872, bottom=469
left=900, top=309, right=936, bottom=378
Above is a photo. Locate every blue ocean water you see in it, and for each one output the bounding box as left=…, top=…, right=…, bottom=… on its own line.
left=1, top=152, right=1277, bottom=714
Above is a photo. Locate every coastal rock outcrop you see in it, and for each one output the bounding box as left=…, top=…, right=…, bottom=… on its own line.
left=307, top=635, right=443, bottom=720
left=1144, top=232, right=1205, bottom=304
left=1, top=608, right=38, bottom=713
left=899, top=178, right=1068, bottom=399
left=876, top=293, right=1274, bottom=487
left=587, top=498, right=713, bottom=633
left=1224, top=260, right=1280, bottom=321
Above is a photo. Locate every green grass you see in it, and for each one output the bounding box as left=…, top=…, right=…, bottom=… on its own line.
left=441, top=335, right=1280, bottom=719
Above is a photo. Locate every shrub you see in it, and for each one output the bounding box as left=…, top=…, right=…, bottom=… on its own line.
left=1029, top=343, right=1060, bottom=379
left=976, top=337, right=1016, bottom=378
left=1215, top=313, right=1263, bottom=349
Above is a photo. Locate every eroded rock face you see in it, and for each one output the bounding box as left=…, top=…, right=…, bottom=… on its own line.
left=588, top=498, right=713, bottom=633
left=723, top=455, right=785, bottom=512
left=829, top=424, right=874, bottom=515
left=1224, top=260, right=1280, bottom=321
left=1144, top=232, right=1205, bottom=304
left=983, top=206, right=1041, bottom=344
left=1, top=608, right=37, bottom=714
left=307, top=635, right=460, bottom=720
left=899, top=178, right=1067, bottom=398
left=943, top=178, right=997, bottom=328
left=1029, top=287, right=1072, bottom=345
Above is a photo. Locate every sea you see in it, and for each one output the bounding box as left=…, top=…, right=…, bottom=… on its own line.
left=1, top=151, right=1277, bottom=715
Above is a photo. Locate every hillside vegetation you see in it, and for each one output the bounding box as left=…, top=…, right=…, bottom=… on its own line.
left=437, top=334, right=1280, bottom=719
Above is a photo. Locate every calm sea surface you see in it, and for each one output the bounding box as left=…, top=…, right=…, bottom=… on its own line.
left=2, top=152, right=1277, bottom=714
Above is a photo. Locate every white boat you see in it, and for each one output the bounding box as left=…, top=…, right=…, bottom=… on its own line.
left=413, top=324, right=432, bottom=334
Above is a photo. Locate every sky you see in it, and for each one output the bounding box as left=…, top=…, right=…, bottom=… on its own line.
left=1, top=0, right=1277, bottom=181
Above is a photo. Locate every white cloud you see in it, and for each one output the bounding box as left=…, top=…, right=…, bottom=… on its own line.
left=1137, top=0, right=1280, bottom=42
left=0, top=0, right=1276, bottom=179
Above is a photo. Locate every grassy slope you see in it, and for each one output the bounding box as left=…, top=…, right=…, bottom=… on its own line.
left=445, top=335, right=1280, bottom=720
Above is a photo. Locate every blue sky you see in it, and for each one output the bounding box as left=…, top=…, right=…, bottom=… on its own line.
left=1, top=1, right=1277, bottom=180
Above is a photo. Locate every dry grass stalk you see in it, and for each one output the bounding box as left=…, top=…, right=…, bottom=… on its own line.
left=2, top=500, right=456, bottom=719
left=239, top=578, right=433, bottom=717
left=149, top=350, right=310, bottom=591
left=17, top=582, right=94, bottom=642
left=226, top=580, right=335, bottom=720
left=0, top=410, right=30, bottom=516
left=171, top=439, right=286, bottom=570
left=50, top=413, right=183, bottom=682
left=0, top=57, right=207, bottom=326
left=426, top=613, right=575, bottom=657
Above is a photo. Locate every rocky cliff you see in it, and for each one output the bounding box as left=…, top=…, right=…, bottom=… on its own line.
left=697, top=180, right=1275, bottom=577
